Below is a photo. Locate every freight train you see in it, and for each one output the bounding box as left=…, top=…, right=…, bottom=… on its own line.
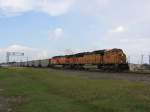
left=11, top=48, right=129, bottom=71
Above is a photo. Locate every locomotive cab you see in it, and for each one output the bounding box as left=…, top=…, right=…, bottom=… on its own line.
left=103, top=49, right=129, bottom=71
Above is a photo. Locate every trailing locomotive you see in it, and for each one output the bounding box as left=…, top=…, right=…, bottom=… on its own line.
left=11, top=48, right=129, bottom=71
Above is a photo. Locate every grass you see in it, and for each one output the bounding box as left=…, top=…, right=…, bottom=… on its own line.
left=0, top=68, right=150, bottom=112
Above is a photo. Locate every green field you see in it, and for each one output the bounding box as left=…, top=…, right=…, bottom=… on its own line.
left=0, top=68, right=150, bottom=112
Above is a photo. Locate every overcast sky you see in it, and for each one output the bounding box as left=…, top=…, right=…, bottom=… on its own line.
left=0, top=0, right=150, bottom=63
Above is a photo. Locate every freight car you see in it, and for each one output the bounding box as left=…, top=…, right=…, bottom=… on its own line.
left=28, top=61, right=33, bottom=67
left=33, top=60, right=41, bottom=67
left=51, top=49, right=129, bottom=71
left=40, top=59, right=50, bottom=67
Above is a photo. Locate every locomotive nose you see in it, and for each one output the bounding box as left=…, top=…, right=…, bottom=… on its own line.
left=121, top=53, right=127, bottom=64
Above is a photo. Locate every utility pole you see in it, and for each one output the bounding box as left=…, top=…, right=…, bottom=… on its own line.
left=141, top=54, right=144, bottom=65
left=6, top=52, right=10, bottom=63
left=27, top=57, right=28, bottom=62
left=149, top=55, right=150, bottom=65
left=128, top=56, right=130, bottom=64
left=26, top=57, right=29, bottom=66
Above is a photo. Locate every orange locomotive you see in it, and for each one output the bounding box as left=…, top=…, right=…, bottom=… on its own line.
left=51, top=48, right=129, bottom=71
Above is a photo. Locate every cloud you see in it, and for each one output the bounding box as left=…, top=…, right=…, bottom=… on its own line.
left=0, top=44, right=71, bottom=62
left=54, top=28, right=64, bottom=38
left=77, top=0, right=110, bottom=15
left=49, top=27, right=64, bottom=40
left=96, top=0, right=110, bottom=7
left=37, top=0, right=75, bottom=16
left=0, top=0, right=33, bottom=16
left=109, top=26, right=127, bottom=33
left=0, top=44, right=50, bottom=62
left=5, top=44, right=34, bottom=52
left=0, top=0, right=75, bottom=16
left=92, top=31, right=150, bottom=64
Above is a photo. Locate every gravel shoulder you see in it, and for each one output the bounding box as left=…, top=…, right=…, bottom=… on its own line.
left=50, top=69, right=150, bottom=84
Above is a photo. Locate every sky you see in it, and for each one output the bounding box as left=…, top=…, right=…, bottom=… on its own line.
left=0, top=0, right=150, bottom=63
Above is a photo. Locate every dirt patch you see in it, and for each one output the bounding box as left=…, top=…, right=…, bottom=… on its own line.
left=81, top=72, right=150, bottom=84
left=0, top=97, right=12, bottom=112
left=0, top=95, right=24, bottom=112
